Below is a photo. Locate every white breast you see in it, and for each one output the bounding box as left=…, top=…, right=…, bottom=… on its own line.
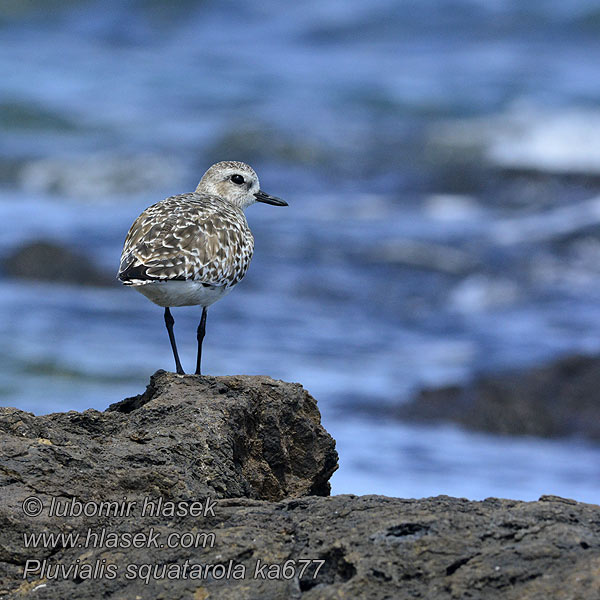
left=133, top=280, right=232, bottom=307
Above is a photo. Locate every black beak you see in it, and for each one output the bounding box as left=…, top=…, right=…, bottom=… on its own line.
left=254, top=190, right=288, bottom=206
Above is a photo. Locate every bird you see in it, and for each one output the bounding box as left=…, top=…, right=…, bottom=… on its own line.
left=117, top=160, right=287, bottom=375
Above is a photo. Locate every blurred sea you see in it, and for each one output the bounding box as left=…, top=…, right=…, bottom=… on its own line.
left=2, top=0, right=600, bottom=503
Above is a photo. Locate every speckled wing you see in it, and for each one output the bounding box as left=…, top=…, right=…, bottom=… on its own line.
left=118, top=193, right=254, bottom=287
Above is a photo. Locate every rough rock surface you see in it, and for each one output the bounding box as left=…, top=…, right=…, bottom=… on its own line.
left=1, top=371, right=337, bottom=506
left=2, top=240, right=114, bottom=286
left=1, top=372, right=599, bottom=599
left=398, top=353, right=600, bottom=440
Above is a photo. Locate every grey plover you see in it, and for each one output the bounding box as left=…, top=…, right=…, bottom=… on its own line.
left=118, top=160, right=287, bottom=375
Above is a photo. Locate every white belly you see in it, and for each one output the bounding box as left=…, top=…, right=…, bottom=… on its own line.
left=133, top=280, right=232, bottom=307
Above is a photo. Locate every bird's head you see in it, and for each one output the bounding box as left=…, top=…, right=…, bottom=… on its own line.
left=196, top=161, right=287, bottom=210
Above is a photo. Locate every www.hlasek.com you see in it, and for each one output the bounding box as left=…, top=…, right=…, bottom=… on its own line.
left=20, top=495, right=326, bottom=584
left=24, top=526, right=216, bottom=550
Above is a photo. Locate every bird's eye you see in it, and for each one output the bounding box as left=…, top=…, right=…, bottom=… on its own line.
left=231, top=174, right=245, bottom=185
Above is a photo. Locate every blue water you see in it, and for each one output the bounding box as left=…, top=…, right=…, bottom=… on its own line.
left=2, top=0, right=600, bottom=504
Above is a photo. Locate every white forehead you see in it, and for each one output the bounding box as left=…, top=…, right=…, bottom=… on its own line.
left=203, top=161, right=258, bottom=182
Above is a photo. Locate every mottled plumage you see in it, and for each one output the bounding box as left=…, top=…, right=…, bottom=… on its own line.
left=117, top=161, right=287, bottom=375
left=118, top=194, right=254, bottom=294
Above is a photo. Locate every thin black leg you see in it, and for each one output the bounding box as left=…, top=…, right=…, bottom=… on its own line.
left=164, top=307, right=184, bottom=375
left=195, top=306, right=207, bottom=375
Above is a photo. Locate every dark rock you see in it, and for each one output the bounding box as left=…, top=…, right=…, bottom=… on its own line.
left=398, top=354, right=600, bottom=440
left=2, top=370, right=338, bottom=505
left=1, top=372, right=599, bottom=599
left=2, top=240, right=115, bottom=287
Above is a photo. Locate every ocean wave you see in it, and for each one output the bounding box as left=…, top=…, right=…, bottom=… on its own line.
left=18, top=153, right=184, bottom=200
left=431, top=106, right=600, bottom=177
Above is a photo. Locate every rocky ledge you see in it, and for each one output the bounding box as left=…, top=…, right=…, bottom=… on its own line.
left=1, top=372, right=599, bottom=599
left=398, top=353, right=600, bottom=441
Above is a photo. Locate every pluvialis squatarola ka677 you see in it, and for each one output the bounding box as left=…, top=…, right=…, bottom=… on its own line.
left=118, top=161, right=287, bottom=375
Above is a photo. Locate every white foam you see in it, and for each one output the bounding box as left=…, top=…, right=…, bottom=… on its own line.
left=19, top=153, right=184, bottom=200
left=424, top=194, right=482, bottom=221
left=449, top=274, right=520, bottom=313
left=433, top=105, right=600, bottom=176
